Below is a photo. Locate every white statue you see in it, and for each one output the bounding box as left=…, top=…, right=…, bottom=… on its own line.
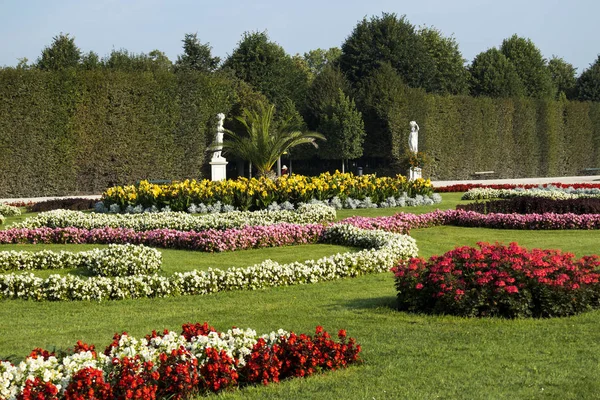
left=408, top=121, right=419, bottom=154
left=213, top=113, right=225, bottom=159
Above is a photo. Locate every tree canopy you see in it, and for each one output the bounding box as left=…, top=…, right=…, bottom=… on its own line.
left=469, top=48, right=525, bottom=98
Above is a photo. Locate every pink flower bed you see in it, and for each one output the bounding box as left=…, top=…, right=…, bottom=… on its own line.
left=340, top=210, right=600, bottom=232
left=0, top=223, right=325, bottom=252
left=435, top=183, right=600, bottom=193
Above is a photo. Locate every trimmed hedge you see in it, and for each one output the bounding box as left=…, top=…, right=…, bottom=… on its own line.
left=361, top=78, right=600, bottom=179
left=457, top=197, right=600, bottom=215
left=0, top=69, right=235, bottom=198
left=27, top=198, right=96, bottom=212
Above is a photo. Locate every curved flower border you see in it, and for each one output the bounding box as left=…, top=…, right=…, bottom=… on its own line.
left=0, top=224, right=417, bottom=301
left=0, top=244, right=161, bottom=277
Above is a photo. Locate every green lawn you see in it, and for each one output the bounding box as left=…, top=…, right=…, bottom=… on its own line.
left=2, top=193, right=600, bottom=399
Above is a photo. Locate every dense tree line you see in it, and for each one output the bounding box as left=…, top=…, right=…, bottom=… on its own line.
left=2, top=12, right=600, bottom=190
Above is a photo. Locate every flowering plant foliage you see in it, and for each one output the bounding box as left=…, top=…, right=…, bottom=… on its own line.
left=0, top=323, right=361, bottom=399
left=101, top=172, right=434, bottom=211
left=457, top=196, right=600, bottom=215
left=0, top=214, right=4, bottom=226
left=0, top=224, right=325, bottom=253
left=0, top=244, right=161, bottom=277
left=13, top=204, right=335, bottom=232
left=461, top=186, right=600, bottom=201
left=392, top=242, right=600, bottom=318
left=436, top=183, right=600, bottom=193
left=0, top=224, right=417, bottom=301
left=0, top=204, right=21, bottom=216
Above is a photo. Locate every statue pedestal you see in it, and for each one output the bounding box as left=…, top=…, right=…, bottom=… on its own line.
left=210, top=157, right=228, bottom=181
left=409, top=167, right=422, bottom=181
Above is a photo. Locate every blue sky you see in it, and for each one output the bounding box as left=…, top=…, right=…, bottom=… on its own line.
left=1, top=0, right=598, bottom=74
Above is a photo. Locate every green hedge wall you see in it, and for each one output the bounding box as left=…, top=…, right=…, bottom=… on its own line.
left=0, top=69, right=235, bottom=197
left=361, top=84, right=600, bottom=180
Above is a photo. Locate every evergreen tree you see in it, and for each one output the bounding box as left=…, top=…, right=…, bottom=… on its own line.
left=548, top=56, right=577, bottom=100
left=37, top=33, right=81, bottom=71
left=576, top=55, right=600, bottom=102
left=175, top=33, right=220, bottom=73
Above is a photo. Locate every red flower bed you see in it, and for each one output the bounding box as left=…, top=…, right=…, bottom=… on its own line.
left=3, top=323, right=361, bottom=399
left=435, top=183, right=600, bottom=193
left=392, top=242, right=600, bottom=318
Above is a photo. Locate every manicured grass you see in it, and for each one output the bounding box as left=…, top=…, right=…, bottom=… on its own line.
left=0, top=243, right=358, bottom=278
left=2, top=193, right=600, bottom=398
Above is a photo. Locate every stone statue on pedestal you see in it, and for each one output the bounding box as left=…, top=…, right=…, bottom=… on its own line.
left=212, top=113, right=225, bottom=160
left=408, top=121, right=419, bottom=154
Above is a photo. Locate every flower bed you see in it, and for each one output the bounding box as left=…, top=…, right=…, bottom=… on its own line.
left=0, top=244, right=161, bottom=277
left=27, top=198, right=96, bottom=212
left=0, top=214, right=4, bottom=226
left=341, top=209, right=600, bottom=232
left=101, top=172, right=434, bottom=211
left=0, top=322, right=361, bottom=399
left=0, top=204, right=20, bottom=216
left=12, top=204, right=336, bottom=232
left=392, top=242, right=600, bottom=318
left=0, top=224, right=417, bottom=301
left=443, top=209, right=600, bottom=230
left=461, top=186, right=600, bottom=200
left=0, top=224, right=325, bottom=252
left=435, top=182, right=600, bottom=192
left=457, top=196, right=600, bottom=215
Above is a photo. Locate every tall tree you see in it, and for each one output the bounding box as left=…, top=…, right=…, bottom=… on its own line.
left=339, top=13, right=435, bottom=89
left=417, top=26, right=469, bottom=95
left=469, top=48, right=525, bottom=98
left=222, top=31, right=310, bottom=124
left=37, top=33, right=81, bottom=71
left=500, top=34, right=555, bottom=99
left=219, top=100, right=325, bottom=178
left=548, top=56, right=577, bottom=100
left=576, top=55, right=600, bottom=102
left=317, top=89, right=365, bottom=172
left=304, top=65, right=351, bottom=129
left=80, top=51, right=101, bottom=70
left=175, top=33, right=220, bottom=73
left=304, top=47, right=342, bottom=76
left=103, top=49, right=172, bottom=72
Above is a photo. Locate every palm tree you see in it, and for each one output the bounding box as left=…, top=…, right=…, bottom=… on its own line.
left=218, top=101, right=325, bottom=178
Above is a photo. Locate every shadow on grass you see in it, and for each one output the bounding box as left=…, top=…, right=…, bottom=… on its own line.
left=342, top=295, right=397, bottom=310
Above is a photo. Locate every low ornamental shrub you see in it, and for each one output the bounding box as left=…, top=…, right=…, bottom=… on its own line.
left=0, top=323, right=361, bottom=399
left=457, top=197, right=600, bottom=215
left=392, top=242, right=600, bottom=318
left=435, top=183, right=600, bottom=193
left=0, top=204, right=21, bottom=216
left=27, top=198, right=97, bottom=213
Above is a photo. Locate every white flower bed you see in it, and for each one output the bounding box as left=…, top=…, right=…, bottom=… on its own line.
left=0, top=224, right=417, bottom=301
left=462, top=186, right=600, bottom=200
left=0, top=204, right=20, bottom=216
left=97, top=193, right=443, bottom=214
left=13, top=203, right=336, bottom=231
left=0, top=327, right=289, bottom=399
left=0, top=214, right=4, bottom=225
left=0, top=244, right=161, bottom=277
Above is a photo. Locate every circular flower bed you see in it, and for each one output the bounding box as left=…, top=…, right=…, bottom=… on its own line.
left=392, top=242, right=600, bottom=318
